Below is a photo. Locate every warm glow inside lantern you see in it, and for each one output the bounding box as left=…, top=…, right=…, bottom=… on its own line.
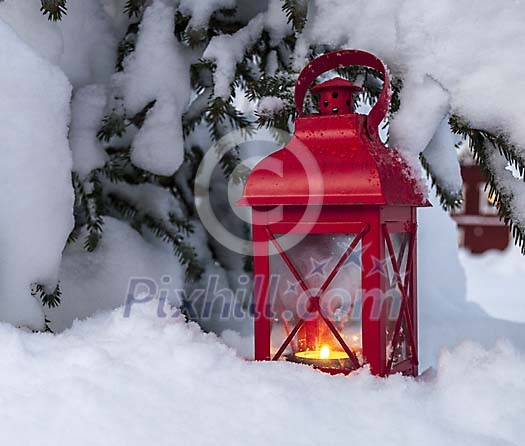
left=239, top=50, right=430, bottom=377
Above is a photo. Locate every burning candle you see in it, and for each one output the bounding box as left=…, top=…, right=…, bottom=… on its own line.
left=289, top=344, right=357, bottom=372
left=294, top=345, right=349, bottom=360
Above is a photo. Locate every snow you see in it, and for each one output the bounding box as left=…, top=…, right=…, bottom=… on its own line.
left=0, top=0, right=63, bottom=64
left=264, top=0, right=292, bottom=46
left=415, top=193, right=525, bottom=370
left=0, top=0, right=118, bottom=88
left=179, top=0, right=236, bottom=29
left=100, top=0, right=131, bottom=36
left=55, top=0, right=118, bottom=88
left=299, top=0, right=525, bottom=219
left=422, top=116, right=463, bottom=195
left=257, top=95, right=286, bottom=115
left=389, top=75, right=450, bottom=156
left=302, top=0, right=525, bottom=144
left=461, top=246, right=525, bottom=323
left=0, top=19, right=73, bottom=329
left=0, top=301, right=524, bottom=446
left=116, top=0, right=190, bottom=175
left=46, top=217, right=184, bottom=332
left=204, top=13, right=265, bottom=99
left=0, top=1, right=523, bottom=442
left=70, top=84, right=108, bottom=179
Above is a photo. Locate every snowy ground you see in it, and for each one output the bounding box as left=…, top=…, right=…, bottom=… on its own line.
left=0, top=246, right=524, bottom=446
left=0, top=302, right=523, bottom=446
left=0, top=1, right=524, bottom=444
left=461, top=246, right=525, bottom=323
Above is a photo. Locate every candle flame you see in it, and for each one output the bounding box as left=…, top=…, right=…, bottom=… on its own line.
left=295, top=348, right=349, bottom=360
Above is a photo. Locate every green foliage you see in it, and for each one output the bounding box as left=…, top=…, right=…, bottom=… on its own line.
left=104, top=190, right=203, bottom=280
left=32, top=283, right=62, bottom=308
left=420, top=153, right=462, bottom=210
left=247, top=73, right=295, bottom=131
left=116, top=23, right=140, bottom=72
left=97, top=111, right=127, bottom=143
left=449, top=115, right=525, bottom=253
left=177, top=8, right=242, bottom=48
left=40, top=0, right=67, bottom=21
left=143, top=214, right=203, bottom=280
left=124, top=0, right=147, bottom=18
left=282, top=0, right=308, bottom=32
left=72, top=173, right=105, bottom=253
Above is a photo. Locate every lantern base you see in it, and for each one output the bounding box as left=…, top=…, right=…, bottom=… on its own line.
left=285, top=352, right=359, bottom=373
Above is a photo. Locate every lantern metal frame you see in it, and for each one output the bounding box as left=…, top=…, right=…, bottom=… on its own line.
left=240, top=50, right=429, bottom=376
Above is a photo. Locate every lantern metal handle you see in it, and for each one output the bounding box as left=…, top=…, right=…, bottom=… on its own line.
left=294, top=49, right=391, bottom=140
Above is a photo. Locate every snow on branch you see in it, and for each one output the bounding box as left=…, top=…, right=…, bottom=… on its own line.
left=116, top=0, right=190, bottom=176
left=450, top=116, right=525, bottom=253
left=203, top=14, right=265, bottom=99
left=40, top=0, right=67, bottom=21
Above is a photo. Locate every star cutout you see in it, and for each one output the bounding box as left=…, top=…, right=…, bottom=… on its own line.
left=342, top=249, right=363, bottom=269
left=341, top=241, right=371, bottom=270
left=308, top=257, right=330, bottom=278
left=285, top=280, right=298, bottom=295
left=366, top=256, right=390, bottom=278
left=388, top=268, right=408, bottom=288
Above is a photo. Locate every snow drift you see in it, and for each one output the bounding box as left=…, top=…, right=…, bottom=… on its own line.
left=0, top=18, right=73, bottom=329
left=0, top=302, right=523, bottom=446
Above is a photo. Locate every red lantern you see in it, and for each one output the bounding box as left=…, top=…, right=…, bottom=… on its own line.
left=239, top=50, right=430, bottom=376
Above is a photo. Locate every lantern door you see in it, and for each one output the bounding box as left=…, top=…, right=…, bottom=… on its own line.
left=252, top=206, right=380, bottom=374
left=380, top=207, right=419, bottom=376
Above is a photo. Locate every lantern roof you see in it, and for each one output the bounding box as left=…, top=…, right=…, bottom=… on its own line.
left=239, top=114, right=430, bottom=207
left=310, top=77, right=362, bottom=94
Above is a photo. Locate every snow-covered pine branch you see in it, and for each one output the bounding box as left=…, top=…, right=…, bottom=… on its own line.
left=0, top=0, right=524, bottom=328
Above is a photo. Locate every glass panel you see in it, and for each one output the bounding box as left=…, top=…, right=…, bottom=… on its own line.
left=384, top=232, right=412, bottom=367
left=268, top=233, right=362, bottom=370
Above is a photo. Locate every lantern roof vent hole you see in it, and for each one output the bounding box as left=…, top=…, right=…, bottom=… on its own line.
left=310, top=77, right=362, bottom=115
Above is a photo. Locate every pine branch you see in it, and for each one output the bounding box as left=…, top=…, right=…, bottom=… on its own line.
left=176, top=8, right=242, bottom=48
left=183, top=89, right=210, bottom=136
left=40, top=0, right=67, bottom=21
left=116, top=23, right=140, bottom=72
left=207, top=8, right=242, bottom=35
left=143, top=214, right=204, bottom=281
left=32, top=283, right=62, bottom=308
left=106, top=193, right=202, bottom=280
left=97, top=111, right=128, bottom=142
left=389, top=77, right=403, bottom=115
left=175, top=11, right=192, bottom=43
left=107, top=193, right=140, bottom=222
left=246, top=72, right=296, bottom=132
left=77, top=175, right=105, bottom=252
left=202, top=97, right=253, bottom=180
left=129, top=100, right=156, bottom=129
left=420, top=153, right=462, bottom=210
left=245, top=73, right=295, bottom=101
left=255, top=106, right=294, bottom=133
left=96, top=151, right=130, bottom=184
left=183, top=146, right=205, bottom=191
left=124, top=0, right=147, bottom=18
left=168, top=212, right=194, bottom=235
left=206, top=97, right=253, bottom=139
left=282, top=0, right=308, bottom=32
left=66, top=226, right=82, bottom=245
left=43, top=318, right=54, bottom=333
left=450, top=115, right=525, bottom=254
left=97, top=100, right=156, bottom=146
